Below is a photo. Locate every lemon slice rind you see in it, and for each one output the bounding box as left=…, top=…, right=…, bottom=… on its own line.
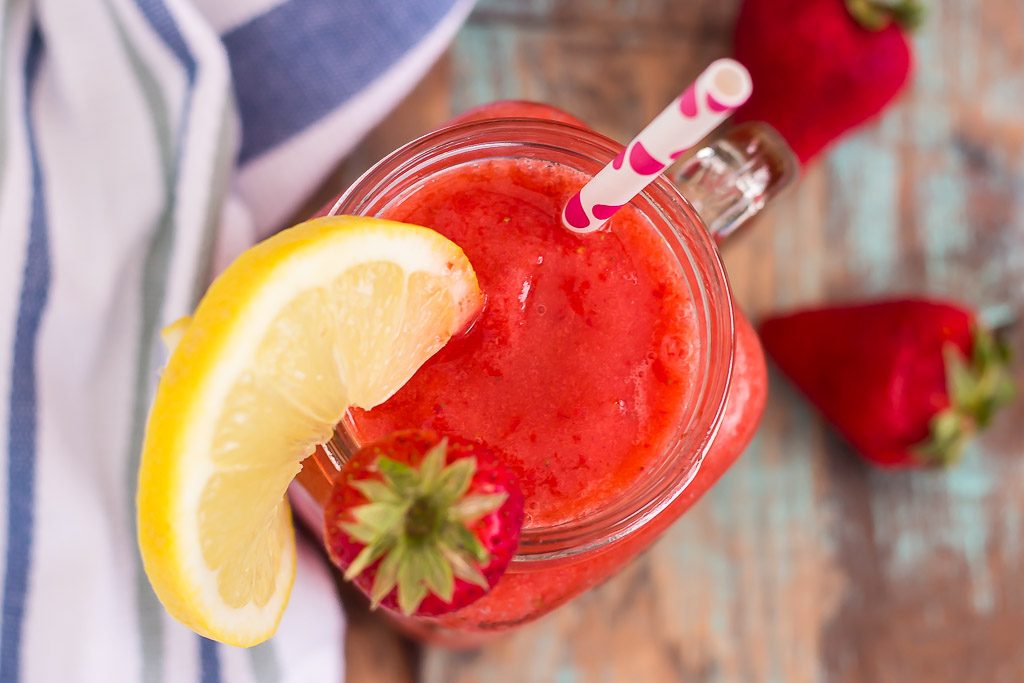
left=138, top=216, right=481, bottom=646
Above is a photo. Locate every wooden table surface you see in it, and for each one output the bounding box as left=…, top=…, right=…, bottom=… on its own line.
left=311, top=1, right=1024, bottom=681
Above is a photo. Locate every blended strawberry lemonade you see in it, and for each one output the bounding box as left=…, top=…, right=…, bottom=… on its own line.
left=301, top=103, right=769, bottom=638
left=349, top=157, right=699, bottom=527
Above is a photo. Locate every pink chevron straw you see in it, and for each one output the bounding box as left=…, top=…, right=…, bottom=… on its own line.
left=562, top=58, right=752, bottom=234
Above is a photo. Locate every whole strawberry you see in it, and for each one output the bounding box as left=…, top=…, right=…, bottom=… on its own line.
left=323, top=430, right=525, bottom=616
left=760, top=299, right=1015, bottom=467
left=733, top=0, right=921, bottom=164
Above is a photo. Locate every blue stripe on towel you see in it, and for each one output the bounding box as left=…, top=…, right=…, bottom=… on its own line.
left=199, top=637, right=221, bottom=683
left=131, top=3, right=217, bottom=682
left=223, top=0, right=457, bottom=164
left=136, top=0, right=197, bottom=82
left=1, top=28, right=49, bottom=683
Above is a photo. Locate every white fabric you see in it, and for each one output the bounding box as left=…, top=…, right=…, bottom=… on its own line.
left=0, top=0, right=472, bottom=680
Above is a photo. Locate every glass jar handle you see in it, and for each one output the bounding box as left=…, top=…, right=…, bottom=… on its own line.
left=292, top=428, right=358, bottom=532
left=670, top=122, right=798, bottom=241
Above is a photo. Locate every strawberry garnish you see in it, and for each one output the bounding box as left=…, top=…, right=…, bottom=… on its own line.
left=760, top=299, right=1016, bottom=468
left=323, top=430, right=524, bottom=616
left=732, top=0, right=921, bottom=164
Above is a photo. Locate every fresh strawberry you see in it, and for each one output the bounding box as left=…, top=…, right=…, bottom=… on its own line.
left=732, top=0, right=921, bottom=164
left=760, top=299, right=1015, bottom=467
left=323, top=430, right=525, bottom=616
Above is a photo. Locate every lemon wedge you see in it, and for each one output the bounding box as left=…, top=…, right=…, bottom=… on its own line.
left=137, top=216, right=482, bottom=646
left=159, top=315, right=191, bottom=352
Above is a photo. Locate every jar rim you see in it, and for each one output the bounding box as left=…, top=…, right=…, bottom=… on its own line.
left=331, top=118, right=735, bottom=565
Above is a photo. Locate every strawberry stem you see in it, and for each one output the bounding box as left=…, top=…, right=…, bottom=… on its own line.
left=845, top=0, right=924, bottom=31
left=336, top=439, right=508, bottom=615
left=406, top=497, right=443, bottom=541
left=916, top=326, right=1015, bottom=466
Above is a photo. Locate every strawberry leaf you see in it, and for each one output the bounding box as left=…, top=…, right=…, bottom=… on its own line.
left=339, top=520, right=380, bottom=545
left=434, top=457, right=476, bottom=506
left=445, top=548, right=490, bottom=590
left=418, top=440, right=448, bottom=490
left=451, top=492, right=508, bottom=523
left=944, top=344, right=976, bottom=409
left=348, top=501, right=407, bottom=534
left=351, top=479, right=402, bottom=505
left=845, top=0, right=924, bottom=31
left=918, top=325, right=1015, bottom=466
left=445, top=523, right=489, bottom=563
left=328, top=433, right=524, bottom=617
left=396, top=555, right=429, bottom=615
left=990, top=376, right=1016, bottom=416
left=418, top=547, right=455, bottom=603
left=344, top=538, right=392, bottom=580
left=377, top=458, right=418, bottom=493
left=369, top=547, right=403, bottom=609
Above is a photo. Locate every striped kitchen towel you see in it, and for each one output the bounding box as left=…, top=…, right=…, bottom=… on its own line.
left=0, top=0, right=473, bottom=681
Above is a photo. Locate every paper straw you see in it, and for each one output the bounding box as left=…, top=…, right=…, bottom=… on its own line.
left=562, top=58, right=753, bottom=234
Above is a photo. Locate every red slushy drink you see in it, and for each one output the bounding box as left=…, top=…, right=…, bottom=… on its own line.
left=298, top=103, right=768, bottom=641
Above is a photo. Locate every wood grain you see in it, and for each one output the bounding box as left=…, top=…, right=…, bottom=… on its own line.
left=310, top=1, right=1024, bottom=681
